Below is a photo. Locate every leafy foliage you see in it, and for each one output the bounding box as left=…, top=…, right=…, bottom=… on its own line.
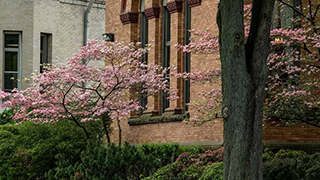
left=263, top=149, right=320, bottom=180
left=144, top=147, right=223, bottom=180
left=0, top=108, right=15, bottom=125
left=46, top=143, right=204, bottom=180
left=0, top=120, right=103, bottom=180
left=139, top=143, right=203, bottom=167
left=0, top=40, right=173, bottom=140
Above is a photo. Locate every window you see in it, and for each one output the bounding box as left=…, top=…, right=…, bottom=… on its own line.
left=120, top=0, right=127, bottom=13
left=40, top=33, right=52, bottom=73
left=184, top=0, right=191, bottom=112
left=3, top=32, right=21, bottom=92
left=140, top=0, right=148, bottom=64
left=140, top=0, right=148, bottom=114
left=161, top=0, right=170, bottom=114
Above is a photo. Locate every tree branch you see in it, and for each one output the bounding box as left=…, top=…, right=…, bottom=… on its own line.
left=308, top=0, right=313, bottom=19
left=313, top=3, right=320, bottom=20
left=62, top=84, right=90, bottom=139
left=277, top=0, right=314, bottom=25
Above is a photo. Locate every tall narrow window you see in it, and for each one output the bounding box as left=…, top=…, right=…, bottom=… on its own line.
left=40, top=34, right=48, bottom=73
left=120, top=0, right=127, bottom=13
left=184, top=0, right=191, bottom=112
left=140, top=0, right=148, bottom=64
left=140, top=0, right=148, bottom=114
left=40, top=33, right=52, bottom=73
left=4, top=32, right=21, bottom=92
left=161, top=0, right=170, bottom=114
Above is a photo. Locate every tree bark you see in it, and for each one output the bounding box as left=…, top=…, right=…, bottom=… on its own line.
left=217, top=0, right=275, bottom=179
left=102, top=112, right=111, bottom=144
left=117, top=117, right=122, bottom=146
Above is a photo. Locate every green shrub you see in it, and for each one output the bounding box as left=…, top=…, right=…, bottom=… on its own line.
left=199, top=162, right=223, bottom=180
left=0, top=108, right=15, bottom=125
left=138, top=143, right=203, bottom=167
left=141, top=162, right=183, bottom=180
left=0, top=120, right=104, bottom=180
left=263, top=149, right=320, bottom=180
left=177, top=165, right=205, bottom=180
left=46, top=142, right=162, bottom=180
left=143, top=162, right=223, bottom=180
left=144, top=147, right=223, bottom=180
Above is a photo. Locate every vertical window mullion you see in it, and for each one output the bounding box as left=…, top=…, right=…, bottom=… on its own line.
left=184, top=0, right=191, bottom=112
left=140, top=0, right=148, bottom=115
left=162, top=4, right=170, bottom=114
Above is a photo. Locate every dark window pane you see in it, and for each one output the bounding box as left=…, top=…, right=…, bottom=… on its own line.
left=5, top=34, right=19, bottom=48
left=4, top=73, right=18, bottom=92
left=41, top=36, right=43, bottom=51
left=5, top=52, right=18, bottom=71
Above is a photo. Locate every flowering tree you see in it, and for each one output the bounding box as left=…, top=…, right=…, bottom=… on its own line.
left=0, top=40, right=170, bottom=143
left=174, top=30, right=222, bottom=126
left=174, top=1, right=320, bottom=178
left=178, top=1, right=320, bottom=128
left=265, top=0, right=320, bottom=127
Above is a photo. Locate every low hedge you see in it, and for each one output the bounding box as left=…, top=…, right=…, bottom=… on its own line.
left=46, top=143, right=204, bottom=180
left=0, top=118, right=104, bottom=180
left=263, top=149, right=320, bottom=180
left=145, top=148, right=320, bottom=180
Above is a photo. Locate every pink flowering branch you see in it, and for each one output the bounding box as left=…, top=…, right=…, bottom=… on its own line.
left=0, top=40, right=174, bottom=141
left=175, top=2, right=320, bottom=127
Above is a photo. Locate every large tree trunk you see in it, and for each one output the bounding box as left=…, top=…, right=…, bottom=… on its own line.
left=217, top=0, right=275, bottom=179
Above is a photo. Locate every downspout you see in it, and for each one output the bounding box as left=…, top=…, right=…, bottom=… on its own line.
left=83, top=0, right=94, bottom=86
left=84, top=0, right=95, bottom=46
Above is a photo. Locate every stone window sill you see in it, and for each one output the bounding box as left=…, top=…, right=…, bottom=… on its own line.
left=128, top=113, right=189, bottom=125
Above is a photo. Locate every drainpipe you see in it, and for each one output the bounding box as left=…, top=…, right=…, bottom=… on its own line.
left=84, top=0, right=95, bottom=46
left=83, top=0, right=94, bottom=87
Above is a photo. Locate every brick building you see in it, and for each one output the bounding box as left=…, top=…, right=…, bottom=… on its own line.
left=0, top=0, right=105, bottom=91
left=106, top=0, right=320, bottom=148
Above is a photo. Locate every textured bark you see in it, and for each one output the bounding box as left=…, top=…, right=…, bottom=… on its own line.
left=217, top=0, right=275, bottom=179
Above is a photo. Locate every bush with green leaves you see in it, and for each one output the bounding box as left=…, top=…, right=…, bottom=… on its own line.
left=143, top=147, right=223, bottom=180
left=142, top=162, right=223, bottom=180
left=0, top=108, right=15, bottom=125
left=0, top=119, right=104, bottom=180
left=263, top=149, right=320, bottom=180
left=46, top=142, right=162, bottom=180
left=46, top=143, right=204, bottom=180
left=200, top=162, right=223, bottom=180
left=138, top=143, right=203, bottom=167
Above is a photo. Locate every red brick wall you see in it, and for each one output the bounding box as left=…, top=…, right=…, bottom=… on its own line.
left=263, top=121, right=320, bottom=143
left=106, top=0, right=320, bottom=146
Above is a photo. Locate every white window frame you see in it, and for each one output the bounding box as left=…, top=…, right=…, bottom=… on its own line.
left=3, top=32, right=21, bottom=92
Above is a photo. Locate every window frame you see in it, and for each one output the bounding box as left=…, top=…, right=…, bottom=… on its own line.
left=40, top=33, right=51, bottom=73
left=161, top=2, right=171, bottom=114
left=140, top=0, right=148, bottom=115
left=3, top=32, right=21, bottom=92
left=184, top=0, right=191, bottom=112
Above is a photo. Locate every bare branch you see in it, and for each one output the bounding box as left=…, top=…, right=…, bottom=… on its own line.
left=62, top=84, right=90, bottom=139
left=277, top=0, right=314, bottom=25
left=308, top=0, right=313, bottom=19
left=313, top=3, right=320, bottom=19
